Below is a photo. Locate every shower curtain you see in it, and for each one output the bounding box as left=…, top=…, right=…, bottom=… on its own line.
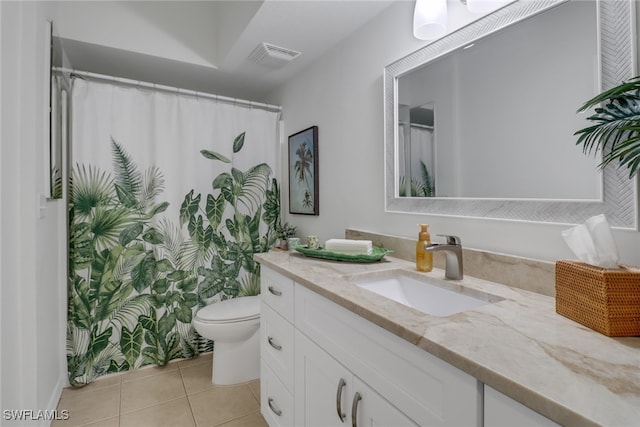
left=410, top=125, right=434, bottom=191
left=398, top=125, right=435, bottom=197
left=67, top=78, right=281, bottom=386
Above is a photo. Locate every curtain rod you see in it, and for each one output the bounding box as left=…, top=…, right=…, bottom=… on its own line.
left=52, top=67, right=283, bottom=113
left=398, top=121, right=434, bottom=130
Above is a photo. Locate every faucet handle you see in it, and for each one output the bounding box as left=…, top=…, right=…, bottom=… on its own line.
left=437, top=235, right=461, bottom=245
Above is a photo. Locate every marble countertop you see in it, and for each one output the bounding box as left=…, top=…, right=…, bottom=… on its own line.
left=255, top=250, right=640, bottom=427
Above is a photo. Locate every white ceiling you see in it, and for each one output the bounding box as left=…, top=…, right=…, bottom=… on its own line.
left=56, top=1, right=399, bottom=101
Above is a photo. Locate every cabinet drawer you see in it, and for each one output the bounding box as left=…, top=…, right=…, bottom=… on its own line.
left=261, top=303, right=295, bottom=393
left=261, top=359, right=295, bottom=427
left=261, top=267, right=295, bottom=322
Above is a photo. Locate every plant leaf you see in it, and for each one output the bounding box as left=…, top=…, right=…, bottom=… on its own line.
left=174, top=303, right=193, bottom=323
left=575, top=76, right=640, bottom=177
left=206, top=194, right=225, bottom=231
left=131, top=252, right=157, bottom=292
left=212, top=172, right=233, bottom=190
left=145, top=202, right=169, bottom=220
left=120, top=223, right=143, bottom=246
left=89, top=326, right=113, bottom=359
left=120, top=324, right=143, bottom=366
left=200, top=149, right=231, bottom=163
left=142, top=227, right=165, bottom=245
left=179, top=190, right=201, bottom=226
left=233, top=132, right=245, bottom=153
left=111, top=139, right=142, bottom=199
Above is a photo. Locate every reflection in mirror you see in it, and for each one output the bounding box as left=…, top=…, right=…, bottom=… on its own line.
left=384, top=0, right=637, bottom=228
left=398, top=1, right=600, bottom=200
left=49, top=24, right=70, bottom=200
left=398, top=103, right=435, bottom=197
left=48, top=21, right=63, bottom=199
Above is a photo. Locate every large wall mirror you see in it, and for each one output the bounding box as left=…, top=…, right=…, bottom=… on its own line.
left=384, top=0, right=637, bottom=228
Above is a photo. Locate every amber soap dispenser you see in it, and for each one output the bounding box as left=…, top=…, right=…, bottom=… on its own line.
left=416, top=224, right=433, bottom=272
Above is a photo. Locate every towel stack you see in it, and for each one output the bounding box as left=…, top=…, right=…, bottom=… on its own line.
left=325, top=239, right=373, bottom=255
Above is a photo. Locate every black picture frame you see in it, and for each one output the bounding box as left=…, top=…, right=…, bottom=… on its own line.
left=288, top=126, right=319, bottom=215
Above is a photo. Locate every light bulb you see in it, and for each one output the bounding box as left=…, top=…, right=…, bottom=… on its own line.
left=413, top=0, right=448, bottom=40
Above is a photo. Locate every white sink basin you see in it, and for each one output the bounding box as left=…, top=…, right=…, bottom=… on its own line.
left=356, top=274, right=493, bottom=317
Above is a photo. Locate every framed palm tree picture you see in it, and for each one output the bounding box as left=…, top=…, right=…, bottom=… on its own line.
left=289, top=126, right=319, bottom=215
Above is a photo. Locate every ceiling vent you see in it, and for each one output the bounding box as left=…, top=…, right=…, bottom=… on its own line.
left=248, top=43, right=301, bottom=68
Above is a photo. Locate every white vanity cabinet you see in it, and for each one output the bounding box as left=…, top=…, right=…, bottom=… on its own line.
left=484, top=385, right=560, bottom=427
left=260, top=265, right=481, bottom=427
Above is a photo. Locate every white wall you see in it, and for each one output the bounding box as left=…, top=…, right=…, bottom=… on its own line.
left=267, top=1, right=640, bottom=265
left=48, top=1, right=218, bottom=68
left=1, top=1, right=68, bottom=424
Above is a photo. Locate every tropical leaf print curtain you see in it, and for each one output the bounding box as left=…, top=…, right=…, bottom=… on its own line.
left=67, top=78, right=281, bottom=386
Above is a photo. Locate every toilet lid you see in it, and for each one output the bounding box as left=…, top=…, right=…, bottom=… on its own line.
left=195, top=296, right=261, bottom=323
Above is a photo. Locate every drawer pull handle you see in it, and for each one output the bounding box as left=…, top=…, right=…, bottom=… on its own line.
left=268, top=336, right=282, bottom=351
left=351, top=392, right=362, bottom=427
left=268, top=286, right=282, bottom=296
left=336, top=378, right=347, bottom=422
left=268, top=397, right=282, bottom=416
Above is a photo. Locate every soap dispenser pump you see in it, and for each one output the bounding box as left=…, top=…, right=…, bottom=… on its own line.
left=416, top=224, right=433, bottom=272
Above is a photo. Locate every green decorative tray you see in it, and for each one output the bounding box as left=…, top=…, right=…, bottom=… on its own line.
left=294, top=245, right=393, bottom=263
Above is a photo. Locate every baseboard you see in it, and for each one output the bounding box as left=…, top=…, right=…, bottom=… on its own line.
left=39, top=374, right=67, bottom=427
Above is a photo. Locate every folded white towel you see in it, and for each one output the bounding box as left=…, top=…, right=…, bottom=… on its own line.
left=325, top=239, right=373, bottom=255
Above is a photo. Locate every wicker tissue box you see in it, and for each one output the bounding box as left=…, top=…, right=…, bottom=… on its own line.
left=555, top=260, right=640, bottom=337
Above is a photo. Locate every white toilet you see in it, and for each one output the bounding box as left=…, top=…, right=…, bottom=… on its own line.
left=193, top=295, right=261, bottom=385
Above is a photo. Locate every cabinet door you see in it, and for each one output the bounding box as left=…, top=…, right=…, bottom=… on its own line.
left=295, top=331, right=352, bottom=427
left=484, top=385, right=560, bottom=427
left=351, top=377, right=419, bottom=427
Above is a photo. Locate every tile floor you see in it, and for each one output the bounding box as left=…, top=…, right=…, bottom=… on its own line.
left=53, top=353, right=268, bottom=427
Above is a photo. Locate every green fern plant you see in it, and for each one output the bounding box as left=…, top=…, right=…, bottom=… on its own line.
left=575, top=76, right=640, bottom=178
left=419, top=160, right=435, bottom=197
left=399, top=161, right=435, bottom=197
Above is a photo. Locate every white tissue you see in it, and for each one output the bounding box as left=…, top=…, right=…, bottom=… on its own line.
left=561, top=224, right=600, bottom=266
left=562, top=214, right=619, bottom=268
left=585, top=214, right=620, bottom=268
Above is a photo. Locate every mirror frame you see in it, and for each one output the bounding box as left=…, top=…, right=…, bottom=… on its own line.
left=46, top=20, right=64, bottom=199
left=384, top=0, right=638, bottom=229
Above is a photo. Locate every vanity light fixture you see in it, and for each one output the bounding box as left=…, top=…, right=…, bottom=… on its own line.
left=413, top=0, right=448, bottom=40
left=413, top=0, right=511, bottom=40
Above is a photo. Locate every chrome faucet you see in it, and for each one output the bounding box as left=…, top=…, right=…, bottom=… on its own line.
left=424, top=235, right=464, bottom=280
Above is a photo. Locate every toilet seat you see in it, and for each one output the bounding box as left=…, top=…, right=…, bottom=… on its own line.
left=195, top=295, right=260, bottom=324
